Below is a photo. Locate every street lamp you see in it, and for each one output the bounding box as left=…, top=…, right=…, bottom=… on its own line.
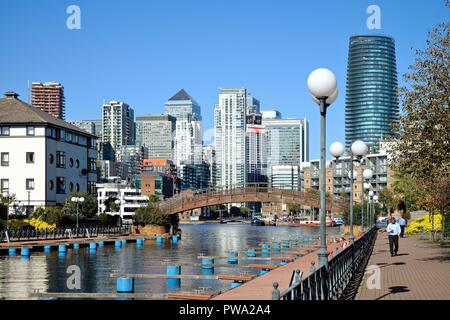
left=373, top=195, right=379, bottom=227
left=2, top=191, right=12, bottom=230
left=115, top=199, right=122, bottom=227
left=71, top=196, right=85, bottom=229
left=308, top=67, right=338, bottom=268
left=362, top=168, right=373, bottom=232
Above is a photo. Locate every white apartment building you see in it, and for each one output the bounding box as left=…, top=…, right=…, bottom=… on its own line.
left=0, top=92, right=97, bottom=214
left=214, top=88, right=260, bottom=188
left=96, top=183, right=149, bottom=221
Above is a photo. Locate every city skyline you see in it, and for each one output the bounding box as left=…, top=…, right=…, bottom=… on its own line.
left=0, top=0, right=447, bottom=160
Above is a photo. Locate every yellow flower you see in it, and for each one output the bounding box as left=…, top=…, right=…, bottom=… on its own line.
left=406, top=213, right=442, bottom=235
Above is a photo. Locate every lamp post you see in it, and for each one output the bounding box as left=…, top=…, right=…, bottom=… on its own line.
left=373, top=195, right=379, bottom=227
left=364, top=182, right=372, bottom=228
left=71, top=196, right=85, bottom=229
left=362, top=168, right=373, bottom=232
left=308, top=68, right=338, bottom=268
left=2, top=191, right=12, bottom=230
left=115, top=199, right=122, bottom=227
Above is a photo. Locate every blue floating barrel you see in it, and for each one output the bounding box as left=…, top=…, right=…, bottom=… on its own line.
left=279, top=260, right=288, bottom=266
left=98, top=241, right=105, bottom=247
left=116, top=277, right=134, bottom=293
left=228, top=252, right=238, bottom=264
left=259, top=268, right=270, bottom=276
left=136, top=239, right=144, bottom=246
left=73, top=243, right=80, bottom=249
left=121, top=239, right=127, bottom=245
left=58, top=244, right=67, bottom=253
left=115, top=240, right=122, bottom=248
left=44, top=245, right=51, bottom=253
left=201, top=257, right=214, bottom=269
left=89, top=242, right=96, bottom=250
left=172, top=235, right=178, bottom=244
left=166, top=264, right=181, bottom=290
left=21, top=247, right=30, bottom=257
left=156, top=235, right=163, bottom=244
left=247, top=248, right=256, bottom=257
left=261, top=244, right=270, bottom=256
left=231, top=281, right=242, bottom=289
left=8, top=248, right=16, bottom=256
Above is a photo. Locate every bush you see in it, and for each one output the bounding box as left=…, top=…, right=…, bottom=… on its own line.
left=134, top=205, right=177, bottom=229
left=407, top=213, right=442, bottom=235
left=8, top=219, right=32, bottom=230
left=24, top=218, right=56, bottom=231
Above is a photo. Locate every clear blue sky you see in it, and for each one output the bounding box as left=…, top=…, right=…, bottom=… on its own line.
left=0, top=0, right=448, bottom=159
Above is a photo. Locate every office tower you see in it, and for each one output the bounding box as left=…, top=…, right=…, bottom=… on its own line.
left=202, top=145, right=216, bottom=188
left=31, top=82, right=65, bottom=119
left=263, top=117, right=309, bottom=182
left=271, top=166, right=301, bottom=190
left=215, top=88, right=259, bottom=188
left=261, top=110, right=281, bottom=120
left=164, top=89, right=202, bottom=166
left=245, top=114, right=267, bottom=184
left=101, top=101, right=135, bottom=160
left=346, top=35, right=399, bottom=151
left=116, top=145, right=148, bottom=182
left=178, top=162, right=210, bottom=190
left=136, top=114, right=176, bottom=160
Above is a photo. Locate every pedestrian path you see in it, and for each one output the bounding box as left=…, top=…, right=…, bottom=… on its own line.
left=356, top=232, right=450, bottom=300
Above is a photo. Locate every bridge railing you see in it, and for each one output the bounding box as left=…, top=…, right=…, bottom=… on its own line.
left=276, top=227, right=377, bottom=300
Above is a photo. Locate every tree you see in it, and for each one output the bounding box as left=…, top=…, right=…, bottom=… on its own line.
left=104, top=197, right=120, bottom=213
left=388, top=9, right=450, bottom=239
left=148, top=195, right=161, bottom=203
left=134, top=205, right=178, bottom=230
left=64, top=192, right=98, bottom=219
left=378, top=188, right=398, bottom=216
left=287, top=204, right=302, bottom=215
left=239, top=207, right=250, bottom=218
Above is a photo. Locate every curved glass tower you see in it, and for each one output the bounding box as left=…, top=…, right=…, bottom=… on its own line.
left=345, top=35, right=399, bottom=151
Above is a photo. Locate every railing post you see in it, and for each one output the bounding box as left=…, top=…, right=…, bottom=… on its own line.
left=272, top=282, right=280, bottom=300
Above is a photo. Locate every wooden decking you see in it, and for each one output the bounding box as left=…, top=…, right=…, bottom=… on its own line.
left=356, top=232, right=450, bottom=300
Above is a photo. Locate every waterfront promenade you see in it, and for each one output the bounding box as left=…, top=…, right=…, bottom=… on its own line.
left=356, top=232, right=450, bottom=300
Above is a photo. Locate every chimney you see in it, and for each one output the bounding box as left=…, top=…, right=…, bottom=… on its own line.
left=4, top=91, right=19, bottom=99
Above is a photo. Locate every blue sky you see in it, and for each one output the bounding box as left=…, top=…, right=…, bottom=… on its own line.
left=0, top=0, right=448, bottom=159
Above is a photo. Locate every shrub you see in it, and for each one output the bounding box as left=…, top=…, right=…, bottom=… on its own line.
left=24, top=218, right=56, bottom=231
left=134, top=205, right=176, bottom=229
left=8, top=219, right=32, bottom=230
left=406, top=213, right=442, bottom=234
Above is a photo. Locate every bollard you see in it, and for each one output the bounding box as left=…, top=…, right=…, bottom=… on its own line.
left=136, top=239, right=144, bottom=246
left=166, top=265, right=181, bottom=290
left=116, top=277, right=134, bottom=300
left=89, top=242, right=97, bottom=250
left=272, top=282, right=280, bottom=300
left=201, top=257, right=214, bottom=269
left=115, top=240, right=122, bottom=248
left=58, top=244, right=67, bottom=253
left=8, top=248, right=16, bottom=256
left=21, top=247, right=30, bottom=257
left=247, top=248, right=256, bottom=257
left=73, top=243, right=80, bottom=249
left=44, top=245, right=51, bottom=253
left=227, top=252, right=238, bottom=264
left=98, top=241, right=104, bottom=247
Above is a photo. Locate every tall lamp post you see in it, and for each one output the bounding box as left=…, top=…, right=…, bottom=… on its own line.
left=307, top=68, right=338, bottom=268
left=115, top=199, right=122, bottom=227
left=71, top=196, right=85, bottom=229
left=372, top=195, right=379, bottom=227
left=362, top=168, right=373, bottom=232
left=2, top=191, right=12, bottom=230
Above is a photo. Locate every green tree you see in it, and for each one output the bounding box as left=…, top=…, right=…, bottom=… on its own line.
left=239, top=207, right=250, bottom=217
left=134, top=205, right=178, bottom=229
left=287, top=204, right=302, bottom=214
left=378, top=188, right=398, bottom=216
left=64, top=192, right=98, bottom=219
left=148, top=194, right=161, bottom=203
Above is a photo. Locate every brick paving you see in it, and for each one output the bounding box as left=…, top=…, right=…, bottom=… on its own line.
left=356, top=232, right=450, bottom=300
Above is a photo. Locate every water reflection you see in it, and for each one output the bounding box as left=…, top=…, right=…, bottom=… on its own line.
left=0, top=224, right=341, bottom=299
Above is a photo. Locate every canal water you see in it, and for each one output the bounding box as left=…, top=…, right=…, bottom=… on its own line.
left=0, top=224, right=342, bottom=299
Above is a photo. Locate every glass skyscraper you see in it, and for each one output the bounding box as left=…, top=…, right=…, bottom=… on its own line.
left=345, top=35, right=399, bottom=151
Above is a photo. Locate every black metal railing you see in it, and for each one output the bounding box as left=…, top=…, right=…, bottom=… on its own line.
left=277, top=227, right=377, bottom=300
left=0, top=225, right=131, bottom=242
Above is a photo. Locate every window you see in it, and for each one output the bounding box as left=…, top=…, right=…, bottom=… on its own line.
left=1, top=152, right=9, bottom=166
left=56, top=151, right=66, bottom=168
left=75, top=159, right=80, bottom=168
left=26, top=179, right=34, bottom=190
left=56, top=177, right=65, bottom=194
left=27, top=126, right=35, bottom=136
left=88, top=181, right=96, bottom=194
left=0, top=126, right=10, bottom=136
left=69, top=158, right=74, bottom=167
left=69, top=182, right=74, bottom=192
left=48, top=180, right=54, bottom=190
left=1, top=179, right=9, bottom=192
left=49, top=154, right=54, bottom=164
left=76, top=183, right=80, bottom=192
left=26, top=152, right=35, bottom=163
left=88, top=158, right=96, bottom=172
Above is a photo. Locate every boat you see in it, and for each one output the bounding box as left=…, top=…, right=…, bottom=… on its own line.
left=251, top=218, right=265, bottom=226
left=294, top=218, right=337, bottom=227
left=333, top=218, right=344, bottom=226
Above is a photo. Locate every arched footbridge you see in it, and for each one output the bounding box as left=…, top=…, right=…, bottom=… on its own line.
left=158, top=185, right=347, bottom=215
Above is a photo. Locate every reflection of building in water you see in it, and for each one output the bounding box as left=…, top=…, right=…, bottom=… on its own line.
left=0, top=255, right=49, bottom=299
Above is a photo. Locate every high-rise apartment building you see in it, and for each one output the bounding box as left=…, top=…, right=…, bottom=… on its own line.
left=116, top=145, right=148, bottom=182
left=202, top=145, right=216, bottom=188
left=136, top=114, right=175, bottom=160
left=245, top=114, right=267, bottom=184
left=101, top=101, right=135, bottom=161
left=164, top=89, right=202, bottom=166
left=346, top=35, right=399, bottom=152
left=31, top=82, right=65, bottom=119
left=263, top=117, right=309, bottom=183
left=214, top=88, right=259, bottom=188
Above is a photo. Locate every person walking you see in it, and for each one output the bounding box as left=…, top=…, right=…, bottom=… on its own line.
left=398, top=216, right=407, bottom=238
left=386, top=218, right=401, bottom=257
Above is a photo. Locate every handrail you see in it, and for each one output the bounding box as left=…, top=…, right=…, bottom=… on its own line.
left=276, top=227, right=377, bottom=300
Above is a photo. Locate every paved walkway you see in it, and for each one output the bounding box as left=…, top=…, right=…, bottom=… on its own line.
left=356, top=232, right=450, bottom=300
